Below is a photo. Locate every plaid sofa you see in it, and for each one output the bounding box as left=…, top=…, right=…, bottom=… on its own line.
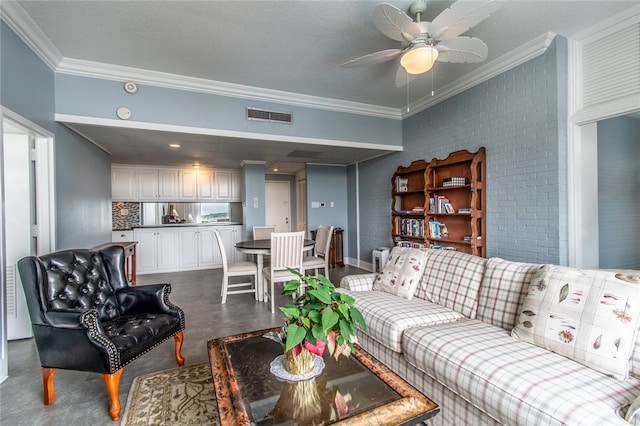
left=340, top=250, right=640, bottom=425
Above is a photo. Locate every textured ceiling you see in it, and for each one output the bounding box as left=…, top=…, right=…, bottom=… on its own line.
left=11, top=0, right=640, bottom=172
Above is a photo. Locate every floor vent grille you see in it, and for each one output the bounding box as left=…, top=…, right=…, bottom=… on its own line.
left=246, top=108, right=293, bottom=124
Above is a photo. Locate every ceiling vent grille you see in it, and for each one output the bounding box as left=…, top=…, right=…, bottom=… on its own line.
left=246, top=107, right=293, bottom=124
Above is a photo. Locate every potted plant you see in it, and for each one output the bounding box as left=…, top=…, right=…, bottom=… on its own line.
left=266, top=270, right=367, bottom=376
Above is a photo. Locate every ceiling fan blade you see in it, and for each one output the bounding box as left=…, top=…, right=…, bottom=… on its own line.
left=430, top=0, right=505, bottom=41
left=436, top=37, right=488, bottom=63
left=395, top=66, right=419, bottom=88
left=373, top=3, right=420, bottom=42
left=341, top=48, right=403, bottom=68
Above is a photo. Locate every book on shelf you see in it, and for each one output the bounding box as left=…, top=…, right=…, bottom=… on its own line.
left=429, top=245, right=457, bottom=251
left=442, top=176, right=466, bottom=187
left=458, top=207, right=471, bottom=214
left=428, top=220, right=448, bottom=239
left=395, top=177, right=409, bottom=192
left=395, top=217, right=425, bottom=237
left=396, top=240, right=427, bottom=248
left=430, top=194, right=453, bottom=214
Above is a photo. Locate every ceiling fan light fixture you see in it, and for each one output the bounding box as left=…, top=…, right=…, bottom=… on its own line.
left=400, top=44, right=439, bottom=74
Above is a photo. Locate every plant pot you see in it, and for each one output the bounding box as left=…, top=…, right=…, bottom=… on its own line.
left=284, top=347, right=316, bottom=375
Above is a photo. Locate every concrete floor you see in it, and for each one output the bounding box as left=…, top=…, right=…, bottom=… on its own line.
left=0, top=265, right=368, bottom=425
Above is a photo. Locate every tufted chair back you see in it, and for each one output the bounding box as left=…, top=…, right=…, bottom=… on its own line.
left=39, top=250, right=119, bottom=321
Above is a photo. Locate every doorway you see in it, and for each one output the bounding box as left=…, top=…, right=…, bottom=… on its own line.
left=265, top=181, right=291, bottom=232
left=1, top=110, right=56, bottom=382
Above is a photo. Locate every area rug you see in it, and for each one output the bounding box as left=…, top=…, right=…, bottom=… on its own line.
left=120, top=362, right=220, bottom=425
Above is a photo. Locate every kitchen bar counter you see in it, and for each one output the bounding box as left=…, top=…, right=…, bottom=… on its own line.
left=113, top=222, right=242, bottom=231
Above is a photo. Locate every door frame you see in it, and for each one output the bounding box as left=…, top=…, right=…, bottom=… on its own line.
left=1, top=107, right=56, bottom=383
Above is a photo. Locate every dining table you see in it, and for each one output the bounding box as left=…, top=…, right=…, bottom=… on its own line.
left=235, top=238, right=315, bottom=303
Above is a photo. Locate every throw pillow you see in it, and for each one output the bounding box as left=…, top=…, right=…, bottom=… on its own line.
left=373, top=247, right=428, bottom=300
left=512, top=264, right=640, bottom=380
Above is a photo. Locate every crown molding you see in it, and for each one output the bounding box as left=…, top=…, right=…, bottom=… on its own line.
left=56, top=57, right=403, bottom=120
left=0, top=1, right=62, bottom=70
left=403, top=32, right=557, bottom=118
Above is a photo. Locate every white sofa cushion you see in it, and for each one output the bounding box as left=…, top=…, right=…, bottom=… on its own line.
left=373, top=247, right=428, bottom=299
left=512, top=265, right=640, bottom=380
left=415, top=250, right=487, bottom=318
left=476, top=258, right=540, bottom=330
left=338, top=288, right=465, bottom=353
left=403, top=319, right=640, bottom=425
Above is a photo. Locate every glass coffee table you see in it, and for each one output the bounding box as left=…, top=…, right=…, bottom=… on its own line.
left=208, top=328, right=439, bottom=425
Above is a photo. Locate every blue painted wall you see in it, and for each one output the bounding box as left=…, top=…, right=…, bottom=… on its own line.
left=241, top=163, right=266, bottom=240
left=355, top=38, right=568, bottom=265
left=54, top=74, right=402, bottom=147
left=597, top=116, right=640, bottom=269
left=306, top=164, right=348, bottom=252
left=1, top=23, right=55, bottom=133
left=1, top=22, right=112, bottom=250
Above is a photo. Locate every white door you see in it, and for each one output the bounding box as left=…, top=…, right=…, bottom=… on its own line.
left=266, top=181, right=291, bottom=232
left=1, top=111, right=55, bottom=383
left=3, top=131, right=34, bottom=340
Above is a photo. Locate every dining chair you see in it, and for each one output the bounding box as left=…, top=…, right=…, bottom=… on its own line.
left=253, top=225, right=277, bottom=265
left=263, top=231, right=305, bottom=313
left=253, top=225, right=277, bottom=240
left=215, top=230, right=258, bottom=303
left=302, top=225, right=334, bottom=280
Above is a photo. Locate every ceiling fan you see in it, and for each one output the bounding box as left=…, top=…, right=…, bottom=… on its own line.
left=342, top=0, right=504, bottom=87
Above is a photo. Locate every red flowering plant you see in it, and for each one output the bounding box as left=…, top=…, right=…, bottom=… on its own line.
left=266, top=270, right=367, bottom=361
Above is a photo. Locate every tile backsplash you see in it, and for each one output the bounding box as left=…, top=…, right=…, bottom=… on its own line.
left=112, top=202, right=141, bottom=230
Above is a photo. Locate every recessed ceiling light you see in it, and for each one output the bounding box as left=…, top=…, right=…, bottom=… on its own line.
left=273, top=168, right=279, bottom=172
left=192, top=164, right=201, bottom=169
left=169, top=144, right=180, bottom=148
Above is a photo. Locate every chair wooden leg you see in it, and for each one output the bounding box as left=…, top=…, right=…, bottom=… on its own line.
left=101, top=369, right=123, bottom=421
left=41, top=368, right=56, bottom=405
left=174, top=331, right=185, bottom=366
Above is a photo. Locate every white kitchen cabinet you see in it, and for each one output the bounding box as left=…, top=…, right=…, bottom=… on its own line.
left=138, top=168, right=179, bottom=200
left=179, top=227, right=218, bottom=270
left=215, top=171, right=232, bottom=201
left=134, top=228, right=180, bottom=273
left=111, top=166, right=137, bottom=200
left=216, top=225, right=244, bottom=263
left=214, top=170, right=242, bottom=201
left=112, top=230, right=134, bottom=242
left=231, top=170, right=242, bottom=201
left=179, top=170, right=214, bottom=201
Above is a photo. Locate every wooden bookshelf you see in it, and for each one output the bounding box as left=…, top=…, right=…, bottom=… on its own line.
left=391, top=160, right=428, bottom=248
left=425, top=148, right=486, bottom=257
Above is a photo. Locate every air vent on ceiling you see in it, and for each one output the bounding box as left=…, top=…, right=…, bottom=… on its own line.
left=246, top=107, right=293, bottom=124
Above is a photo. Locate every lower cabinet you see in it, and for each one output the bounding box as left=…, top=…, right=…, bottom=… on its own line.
left=179, top=227, right=218, bottom=270
left=215, top=225, right=243, bottom=263
left=136, top=225, right=244, bottom=274
left=134, top=228, right=180, bottom=273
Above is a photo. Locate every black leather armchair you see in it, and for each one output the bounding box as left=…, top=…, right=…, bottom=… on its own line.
left=17, top=245, right=185, bottom=421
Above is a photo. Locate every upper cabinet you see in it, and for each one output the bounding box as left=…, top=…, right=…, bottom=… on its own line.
left=179, top=170, right=214, bottom=201
left=112, top=164, right=241, bottom=202
left=112, top=166, right=137, bottom=201
left=214, top=170, right=242, bottom=201
left=137, top=168, right=179, bottom=201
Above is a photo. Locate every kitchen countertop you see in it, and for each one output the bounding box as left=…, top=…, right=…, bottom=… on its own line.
left=118, top=222, right=243, bottom=230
